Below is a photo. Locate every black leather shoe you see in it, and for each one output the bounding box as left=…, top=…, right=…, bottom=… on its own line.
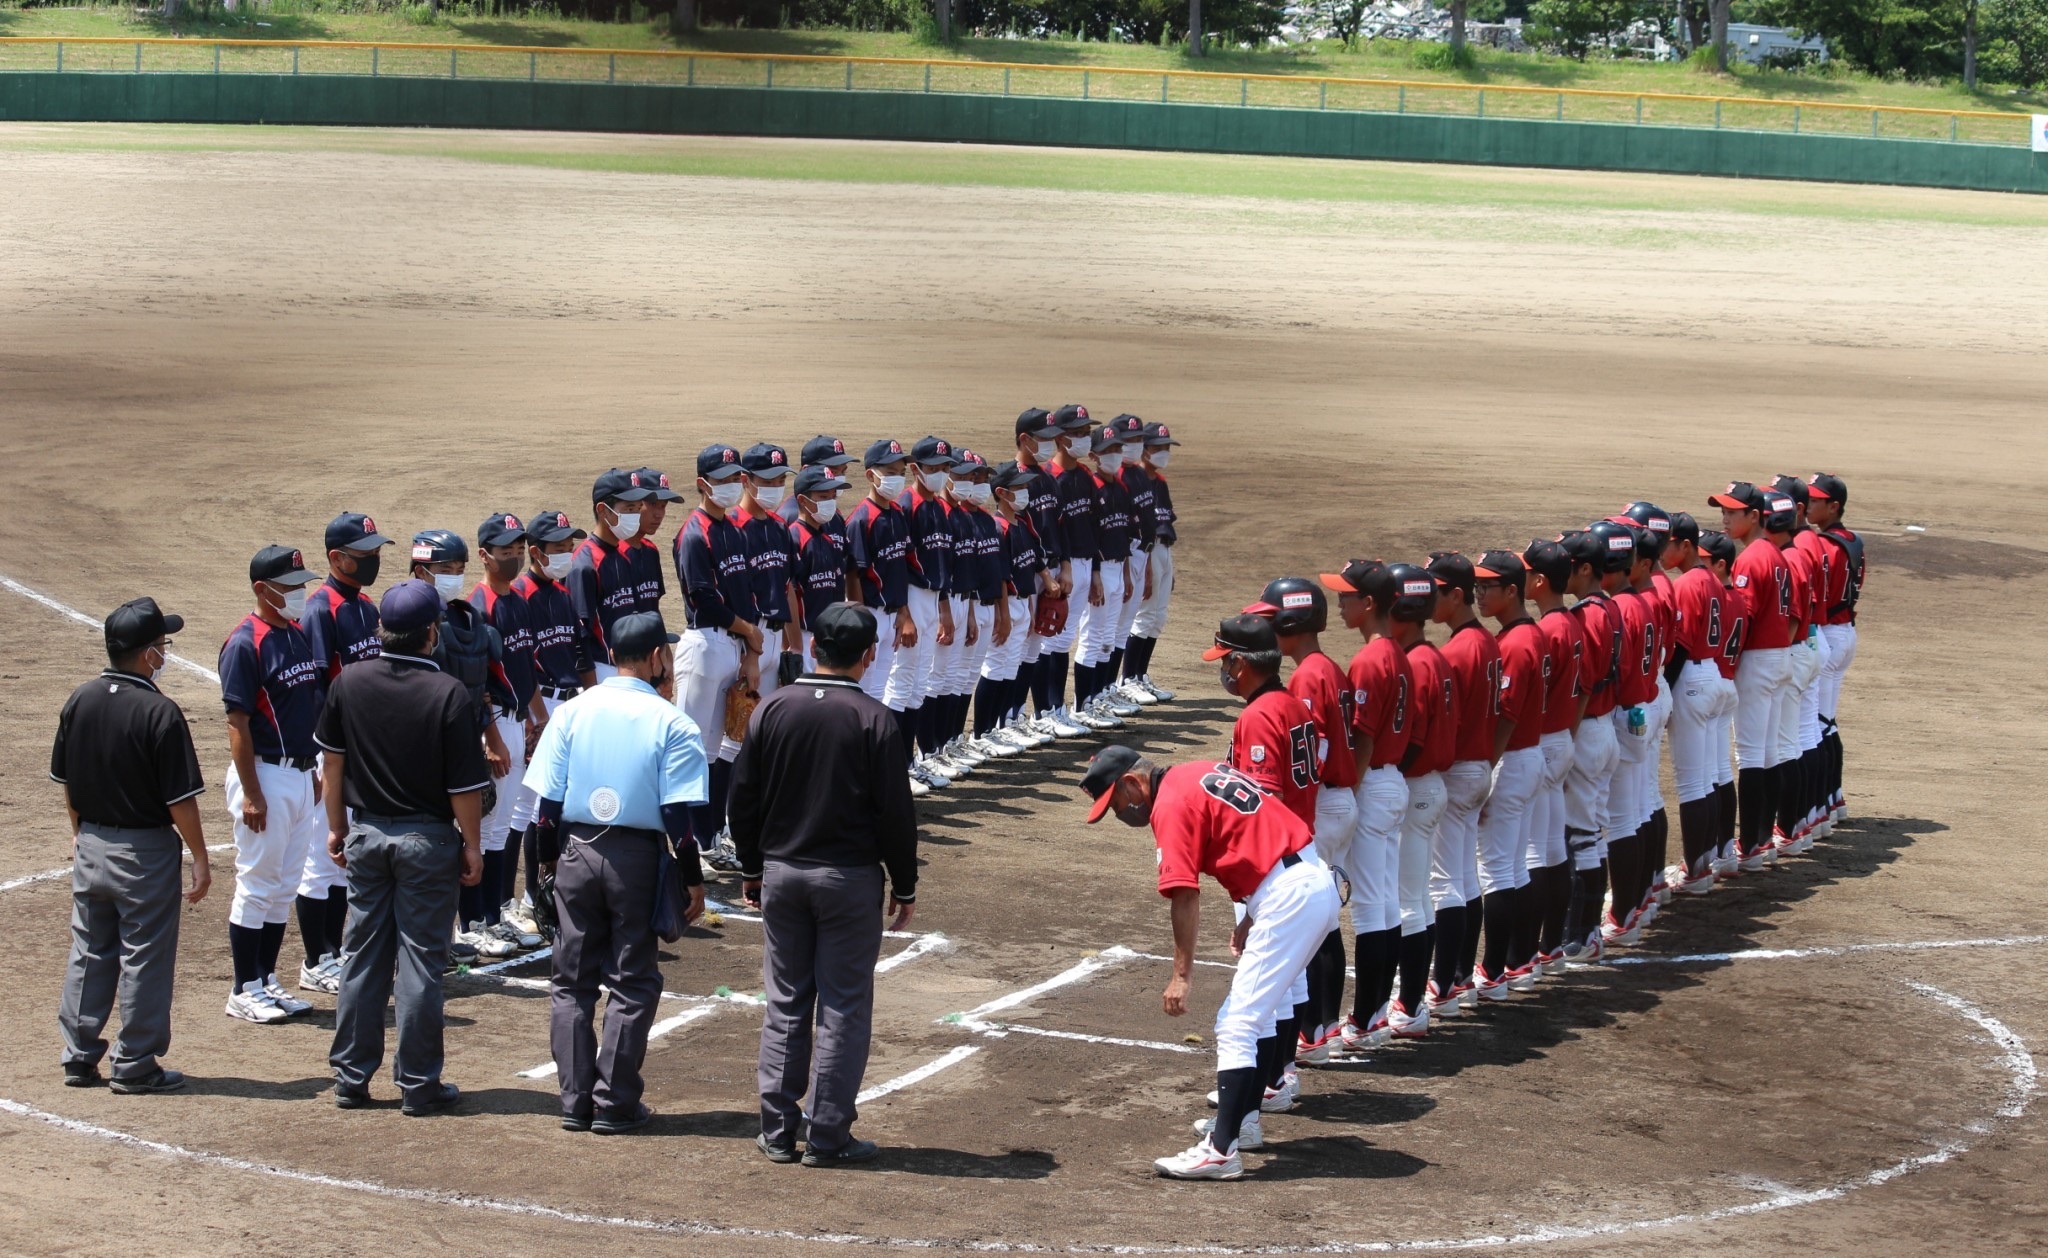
left=333, top=1083, right=373, bottom=1110
left=591, top=1104, right=652, bottom=1135
left=561, top=1112, right=593, bottom=1132
left=401, top=1082, right=461, bottom=1116
left=62, top=1063, right=105, bottom=1088
left=801, top=1137, right=879, bottom=1167
left=109, top=1068, right=185, bottom=1095
left=756, top=1132, right=799, bottom=1163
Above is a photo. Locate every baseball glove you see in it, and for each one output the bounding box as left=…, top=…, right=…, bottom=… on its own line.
left=724, top=686, right=760, bottom=743
left=776, top=650, right=804, bottom=689
left=1032, top=594, right=1070, bottom=638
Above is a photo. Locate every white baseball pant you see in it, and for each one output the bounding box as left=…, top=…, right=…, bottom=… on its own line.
left=675, top=625, right=743, bottom=763
left=1040, top=558, right=1091, bottom=655
left=1113, top=543, right=1145, bottom=651
left=1817, top=623, right=1856, bottom=719
left=1667, top=660, right=1723, bottom=804
left=1432, top=759, right=1490, bottom=910
left=1772, top=634, right=1817, bottom=766
left=885, top=587, right=940, bottom=711
left=1398, top=771, right=1447, bottom=933
left=1131, top=543, right=1174, bottom=639
left=1734, top=645, right=1793, bottom=770
left=947, top=599, right=992, bottom=697
left=929, top=594, right=967, bottom=703
left=481, top=712, right=529, bottom=854
left=1566, top=716, right=1618, bottom=870
left=297, top=753, right=348, bottom=900
left=1214, top=851, right=1343, bottom=1072
left=859, top=608, right=898, bottom=706
left=1310, top=786, right=1358, bottom=897
left=1608, top=705, right=1647, bottom=839
left=1076, top=559, right=1125, bottom=668
left=1642, top=675, right=1672, bottom=821
left=1796, top=630, right=1829, bottom=753
left=227, top=761, right=322, bottom=929
left=1478, top=746, right=1542, bottom=895
left=1349, top=767, right=1409, bottom=933
left=1527, top=729, right=1574, bottom=870
left=981, top=595, right=1029, bottom=682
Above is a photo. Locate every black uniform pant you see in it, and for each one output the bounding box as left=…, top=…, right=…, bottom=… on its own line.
left=758, top=860, right=886, bottom=1153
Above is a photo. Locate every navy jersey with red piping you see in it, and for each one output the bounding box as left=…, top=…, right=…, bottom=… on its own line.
left=1441, top=620, right=1502, bottom=764
left=1092, top=471, right=1134, bottom=565
left=1402, top=640, right=1456, bottom=777
left=218, top=614, right=322, bottom=760
left=777, top=491, right=850, bottom=557
left=734, top=507, right=798, bottom=627
left=568, top=536, right=644, bottom=666
left=1495, top=618, right=1547, bottom=752
left=1671, top=565, right=1730, bottom=666
left=899, top=487, right=953, bottom=594
left=1816, top=526, right=1863, bottom=625
left=470, top=582, right=538, bottom=711
left=1537, top=606, right=1586, bottom=736
left=1289, top=651, right=1357, bottom=791
left=1732, top=539, right=1793, bottom=650
left=673, top=508, right=756, bottom=633
left=951, top=505, right=1005, bottom=604
left=846, top=496, right=912, bottom=612
left=1571, top=593, right=1622, bottom=719
left=1714, top=578, right=1749, bottom=680
left=1610, top=589, right=1657, bottom=709
left=787, top=516, right=853, bottom=635
left=302, top=576, right=380, bottom=708
left=1119, top=464, right=1158, bottom=552
left=999, top=514, right=1046, bottom=596
left=511, top=571, right=585, bottom=687
left=1053, top=464, right=1100, bottom=564
left=1151, top=473, right=1177, bottom=547
left=630, top=537, right=666, bottom=617
left=1022, top=464, right=1064, bottom=566
left=1229, top=679, right=1319, bottom=827
left=1152, top=761, right=1314, bottom=903
left=1346, top=635, right=1413, bottom=772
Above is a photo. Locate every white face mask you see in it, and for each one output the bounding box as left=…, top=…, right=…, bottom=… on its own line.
left=609, top=511, right=641, bottom=541
left=1148, top=451, right=1171, bottom=470
left=708, top=483, right=744, bottom=511
left=965, top=483, right=992, bottom=505
left=432, top=573, right=465, bottom=604
left=542, top=551, right=575, bottom=580
left=148, top=647, right=165, bottom=683
left=280, top=587, right=308, bottom=622
left=1032, top=439, right=1058, bottom=463
left=808, top=496, right=840, bottom=523
left=1096, top=452, right=1124, bottom=474
left=873, top=473, right=906, bottom=499
left=1007, top=488, right=1031, bottom=511
left=921, top=470, right=950, bottom=494
left=754, top=485, right=787, bottom=509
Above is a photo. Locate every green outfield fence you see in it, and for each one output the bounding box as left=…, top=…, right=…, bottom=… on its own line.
left=1, top=37, right=2045, bottom=192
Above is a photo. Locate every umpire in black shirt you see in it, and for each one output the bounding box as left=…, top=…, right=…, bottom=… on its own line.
left=730, top=602, right=919, bottom=1167
left=50, top=598, right=210, bottom=1093
left=316, top=579, right=490, bottom=1116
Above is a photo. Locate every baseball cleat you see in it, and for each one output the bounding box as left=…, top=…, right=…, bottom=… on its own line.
left=704, top=840, right=745, bottom=874
left=1139, top=675, right=1176, bottom=702
left=1193, top=1112, right=1264, bottom=1151
left=1117, top=679, right=1162, bottom=706
left=1600, top=912, right=1643, bottom=948
left=1736, top=845, right=1772, bottom=873
left=1473, top=965, right=1513, bottom=1001
left=300, top=954, right=342, bottom=994
left=263, top=975, right=314, bottom=1015
left=947, top=737, right=987, bottom=768
left=1295, top=1026, right=1335, bottom=1065
left=1651, top=878, right=1673, bottom=908
left=1455, top=980, right=1478, bottom=1011
left=1387, top=999, right=1430, bottom=1039
left=1102, top=690, right=1143, bottom=718
left=1424, top=980, right=1462, bottom=1018
left=1205, top=1075, right=1297, bottom=1113
left=1154, top=1140, right=1244, bottom=1180
left=1539, top=946, right=1569, bottom=974
left=501, top=900, right=542, bottom=938
left=225, top=981, right=289, bottom=1024
left=458, top=922, right=518, bottom=958
left=1505, top=964, right=1538, bottom=993
left=1086, top=695, right=1130, bottom=726
left=1047, top=708, right=1091, bottom=738
left=1671, top=864, right=1716, bottom=896
left=907, top=773, right=930, bottom=798
left=1563, top=931, right=1604, bottom=964
left=1336, top=1014, right=1389, bottom=1054
left=909, top=762, right=948, bottom=790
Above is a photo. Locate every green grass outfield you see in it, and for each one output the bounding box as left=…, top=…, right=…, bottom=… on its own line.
left=2, top=5, right=2044, bottom=115
left=8, top=122, right=2048, bottom=228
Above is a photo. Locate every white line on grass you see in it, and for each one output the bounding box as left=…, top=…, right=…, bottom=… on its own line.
left=854, top=1045, right=980, bottom=1105
left=1, top=573, right=221, bottom=682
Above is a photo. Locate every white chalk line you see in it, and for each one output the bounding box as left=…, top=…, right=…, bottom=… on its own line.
left=704, top=897, right=926, bottom=942
left=0, top=981, right=2031, bottom=1254
left=951, top=946, right=1136, bottom=1023
left=1, top=572, right=221, bottom=682
left=855, top=1044, right=981, bottom=1105
left=958, top=1018, right=1201, bottom=1055
left=1611, top=935, right=2048, bottom=967
left=517, top=1005, right=722, bottom=1081
left=1, top=844, right=237, bottom=896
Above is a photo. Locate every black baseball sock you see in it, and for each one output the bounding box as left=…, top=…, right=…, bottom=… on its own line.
left=1315, top=930, right=1347, bottom=1033
left=325, top=887, right=348, bottom=956
left=1479, top=890, right=1517, bottom=978
left=1430, top=905, right=1465, bottom=993
left=1356, top=926, right=1401, bottom=1021
left=258, top=919, right=287, bottom=980
left=502, top=824, right=524, bottom=907
left=228, top=923, right=263, bottom=990
left=1773, top=760, right=1802, bottom=840
left=1678, top=796, right=1716, bottom=879
left=1539, top=858, right=1571, bottom=954
left=1029, top=656, right=1052, bottom=714
left=459, top=879, right=484, bottom=927
left=295, top=894, right=327, bottom=967
left=1266, top=1018, right=1299, bottom=1090
left=1569, top=864, right=1607, bottom=945
left=1211, top=1066, right=1262, bottom=1155
left=1107, top=647, right=1126, bottom=685
left=1717, top=780, right=1738, bottom=853
left=893, top=704, right=918, bottom=754
left=972, top=678, right=1000, bottom=738
left=1645, top=808, right=1669, bottom=892
left=1050, top=651, right=1071, bottom=710
left=1510, top=880, right=1541, bottom=970
left=1607, top=831, right=1642, bottom=922
left=1397, top=926, right=1436, bottom=1013
left=1737, top=766, right=1771, bottom=856
left=479, top=851, right=505, bottom=925
left=1459, top=895, right=1484, bottom=983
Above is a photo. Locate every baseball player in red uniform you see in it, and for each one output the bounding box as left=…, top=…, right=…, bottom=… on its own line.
left=1661, top=512, right=1736, bottom=894
left=1521, top=539, right=1584, bottom=972
left=1425, top=553, right=1496, bottom=1015
left=1805, top=474, right=1862, bottom=830
left=1471, top=551, right=1547, bottom=998
left=1763, top=487, right=1822, bottom=856
left=1559, top=527, right=1624, bottom=960
left=1697, top=529, right=1747, bottom=875
left=1602, top=522, right=1660, bottom=943
left=1711, top=482, right=1796, bottom=872
left=1774, top=475, right=1836, bottom=853
left=1082, top=745, right=1340, bottom=1180
left=1381, top=563, right=1449, bottom=1032
left=1614, top=504, right=1675, bottom=909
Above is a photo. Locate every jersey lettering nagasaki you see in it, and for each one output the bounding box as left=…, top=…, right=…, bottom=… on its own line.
left=1440, top=621, right=1502, bottom=763
left=1153, top=761, right=1314, bottom=902
left=1289, top=651, right=1358, bottom=791
left=1494, top=619, right=1547, bottom=752
left=1732, top=540, right=1792, bottom=650
left=1346, top=636, right=1413, bottom=771
left=1230, top=682, right=1319, bottom=826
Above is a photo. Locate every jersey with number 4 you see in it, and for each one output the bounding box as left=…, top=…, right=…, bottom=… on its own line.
left=1732, top=540, right=1792, bottom=650
left=1231, top=682, right=1319, bottom=826
left=1152, top=761, right=1314, bottom=902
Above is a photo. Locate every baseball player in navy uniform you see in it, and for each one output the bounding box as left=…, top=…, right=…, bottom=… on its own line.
left=631, top=466, right=684, bottom=624
left=1013, top=408, right=1081, bottom=738
left=930, top=448, right=982, bottom=773
left=508, top=507, right=589, bottom=930
left=735, top=443, right=802, bottom=712
left=1805, top=473, right=1861, bottom=831
left=982, top=461, right=1053, bottom=751
left=219, top=545, right=324, bottom=1024
left=1105, top=415, right=1160, bottom=710
left=1073, top=425, right=1137, bottom=728
left=788, top=465, right=856, bottom=672
left=900, top=436, right=961, bottom=779
left=1124, top=421, right=1180, bottom=703
left=674, top=443, right=763, bottom=867
left=468, top=512, right=552, bottom=952
left=573, top=469, right=661, bottom=679
left=779, top=435, right=860, bottom=592
left=846, top=439, right=929, bottom=792
left=295, top=511, right=393, bottom=992
left=947, top=451, right=1014, bottom=764
left=1038, top=404, right=1102, bottom=732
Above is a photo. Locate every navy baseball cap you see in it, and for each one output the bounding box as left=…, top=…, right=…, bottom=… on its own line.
left=794, top=465, right=849, bottom=496
left=410, top=529, right=468, bottom=567
left=1081, top=744, right=1143, bottom=824
left=741, top=443, right=793, bottom=479
left=990, top=459, right=1032, bottom=489
left=1807, top=473, right=1848, bottom=506
left=812, top=601, right=878, bottom=659
left=104, top=597, right=183, bottom=654
left=477, top=512, right=529, bottom=549
left=1426, top=551, right=1476, bottom=597
left=524, top=508, right=586, bottom=544
left=593, top=468, right=656, bottom=505
left=380, top=579, right=441, bottom=634
left=911, top=436, right=959, bottom=468
left=250, top=545, right=318, bottom=587
left=1708, top=481, right=1767, bottom=512
left=801, top=434, right=855, bottom=468
left=697, top=444, right=745, bottom=482
left=1015, top=408, right=1059, bottom=440
left=633, top=468, right=684, bottom=502
left=1143, top=421, right=1181, bottom=447
left=1090, top=426, right=1125, bottom=455
left=1108, top=413, right=1146, bottom=440
left=1050, top=403, right=1092, bottom=432
left=1473, top=550, right=1527, bottom=593
left=1202, top=613, right=1278, bottom=661
left=1521, top=539, right=1570, bottom=591
left=1667, top=511, right=1701, bottom=545
left=326, top=512, right=394, bottom=554
left=610, top=612, right=679, bottom=659
left=953, top=449, right=990, bottom=475
left=864, top=438, right=908, bottom=468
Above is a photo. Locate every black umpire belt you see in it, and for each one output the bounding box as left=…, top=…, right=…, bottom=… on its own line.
left=260, top=754, right=318, bottom=772
left=538, top=683, right=580, bottom=700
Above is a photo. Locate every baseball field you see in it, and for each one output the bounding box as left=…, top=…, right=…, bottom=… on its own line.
left=2, top=122, right=2046, bottom=1255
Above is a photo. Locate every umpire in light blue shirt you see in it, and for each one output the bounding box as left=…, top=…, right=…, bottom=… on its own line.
left=524, top=612, right=708, bottom=1135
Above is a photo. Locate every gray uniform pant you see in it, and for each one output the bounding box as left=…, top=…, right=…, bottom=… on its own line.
left=59, top=824, right=184, bottom=1080
left=329, top=814, right=461, bottom=1105
left=757, top=860, right=885, bottom=1153
left=549, top=824, right=662, bottom=1120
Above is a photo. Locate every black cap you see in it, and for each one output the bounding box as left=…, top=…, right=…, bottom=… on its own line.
left=1426, top=552, right=1476, bottom=597
left=611, top=611, right=680, bottom=659
left=1521, top=539, right=1570, bottom=591
left=990, top=459, right=1031, bottom=489
left=1473, top=550, right=1527, bottom=593
left=697, top=444, right=745, bottom=482
left=1770, top=475, right=1810, bottom=508
left=1762, top=492, right=1799, bottom=532
left=325, top=511, right=394, bottom=554
left=1050, top=403, right=1092, bottom=432
left=1143, top=421, right=1181, bottom=447
left=801, top=434, right=856, bottom=468
left=741, top=443, right=793, bottom=478
left=1090, top=426, right=1126, bottom=456
left=635, top=468, right=685, bottom=502
left=953, top=449, right=990, bottom=475
left=1699, top=530, right=1738, bottom=565
left=1708, top=480, right=1767, bottom=512
left=1081, top=744, right=1143, bottom=824
left=379, top=579, right=441, bottom=634
left=1202, top=613, right=1278, bottom=661
left=477, top=512, right=530, bottom=549
left=105, top=597, right=184, bottom=655
left=1108, top=413, right=1147, bottom=440
left=812, top=601, right=878, bottom=659
left=1014, top=408, right=1059, bottom=440
left=1667, top=511, right=1701, bottom=545
left=410, top=529, right=468, bottom=567
left=250, top=545, right=318, bottom=586
left=910, top=436, right=959, bottom=468
left=794, top=465, right=849, bottom=496
left=864, top=438, right=909, bottom=468
left=1320, top=559, right=1390, bottom=601
left=1807, top=473, right=1848, bottom=506
left=524, top=508, right=587, bottom=544
left=592, top=468, right=656, bottom=505
left=1558, top=529, right=1601, bottom=570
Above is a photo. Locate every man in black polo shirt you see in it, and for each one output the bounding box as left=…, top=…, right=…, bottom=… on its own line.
left=730, top=602, right=919, bottom=1168
left=51, top=597, right=210, bottom=1093
left=317, top=579, right=490, bottom=1116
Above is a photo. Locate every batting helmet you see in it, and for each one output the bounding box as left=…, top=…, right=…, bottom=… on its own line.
left=1586, top=520, right=1638, bottom=575
left=1253, top=576, right=1327, bottom=636
left=410, top=528, right=469, bottom=567
left=1761, top=492, right=1799, bottom=534
left=1383, top=562, right=1437, bottom=624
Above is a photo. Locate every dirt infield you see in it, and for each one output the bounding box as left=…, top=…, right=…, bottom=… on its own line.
left=2, top=126, right=2046, bottom=1256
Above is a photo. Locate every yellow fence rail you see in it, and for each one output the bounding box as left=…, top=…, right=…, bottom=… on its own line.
left=0, top=36, right=2031, bottom=147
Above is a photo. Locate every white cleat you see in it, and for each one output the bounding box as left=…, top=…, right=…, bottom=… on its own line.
left=912, top=759, right=952, bottom=789
left=1048, top=707, right=1092, bottom=737
left=1154, top=1140, right=1244, bottom=1180
left=1070, top=703, right=1118, bottom=732
left=263, top=974, right=314, bottom=1015
left=1425, top=980, right=1463, bottom=1019
left=1338, top=1014, right=1391, bottom=1053
left=907, top=773, right=931, bottom=798
left=1119, top=679, right=1162, bottom=706
left=1600, top=913, right=1643, bottom=948
left=299, top=953, right=342, bottom=994
left=944, top=738, right=984, bottom=769
left=1387, top=998, right=1430, bottom=1039
left=1101, top=691, right=1143, bottom=718
left=459, top=921, right=517, bottom=959
left=1192, top=1112, right=1264, bottom=1150
left=226, top=981, right=289, bottom=1024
